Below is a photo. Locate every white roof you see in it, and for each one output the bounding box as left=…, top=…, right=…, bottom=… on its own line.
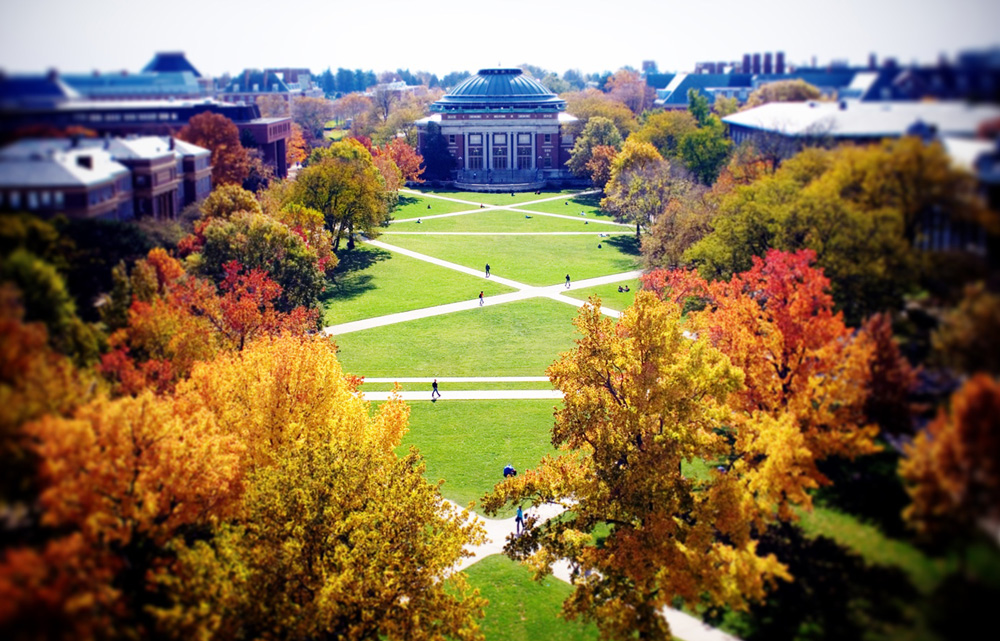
left=942, top=136, right=997, bottom=171
left=0, top=147, right=128, bottom=187
left=722, top=101, right=1000, bottom=139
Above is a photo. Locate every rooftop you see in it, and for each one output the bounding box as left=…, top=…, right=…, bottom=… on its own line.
left=142, top=52, right=202, bottom=78
left=0, top=146, right=128, bottom=187
left=431, top=69, right=565, bottom=113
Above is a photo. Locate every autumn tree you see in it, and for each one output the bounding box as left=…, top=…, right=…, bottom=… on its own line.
left=291, top=96, right=335, bottom=144
left=333, top=93, right=374, bottom=124
left=645, top=249, right=880, bottom=516
left=631, top=110, right=698, bottom=160
left=604, top=69, right=654, bottom=115
left=900, top=374, right=1000, bottom=540
left=286, top=122, right=308, bottom=167
left=640, top=183, right=715, bottom=269
left=482, top=292, right=789, bottom=641
left=178, top=112, right=251, bottom=186
left=562, top=88, right=638, bottom=137
left=155, top=334, right=487, bottom=640
left=292, top=140, right=390, bottom=249
left=585, top=144, right=618, bottom=190
left=198, top=183, right=263, bottom=220
left=932, top=282, right=1000, bottom=375
left=256, top=94, right=290, bottom=118
left=745, top=79, right=823, bottom=108
left=379, top=137, right=425, bottom=183
left=567, top=116, right=623, bottom=177
left=601, top=139, right=681, bottom=238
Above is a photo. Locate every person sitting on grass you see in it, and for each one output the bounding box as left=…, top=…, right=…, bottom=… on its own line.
left=503, top=463, right=517, bottom=478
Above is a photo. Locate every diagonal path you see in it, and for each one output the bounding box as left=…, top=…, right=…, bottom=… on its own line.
left=362, top=389, right=562, bottom=401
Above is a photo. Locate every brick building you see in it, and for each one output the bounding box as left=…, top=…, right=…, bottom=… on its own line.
left=415, top=68, right=578, bottom=190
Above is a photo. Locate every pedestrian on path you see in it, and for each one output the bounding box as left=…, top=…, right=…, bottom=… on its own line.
left=565, top=274, right=571, bottom=289
left=479, top=291, right=484, bottom=306
left=515, top=505, right=525, bottom=535
left=431, top=379, right=441, bottom=400
left=485, top=263, right=491, bottom=278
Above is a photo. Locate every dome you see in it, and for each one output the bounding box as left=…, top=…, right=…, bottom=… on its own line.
left=431, top=68, right=565, bottom=112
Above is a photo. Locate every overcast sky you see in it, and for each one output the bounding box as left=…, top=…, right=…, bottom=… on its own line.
left=1, top=0, right=998, bottom=78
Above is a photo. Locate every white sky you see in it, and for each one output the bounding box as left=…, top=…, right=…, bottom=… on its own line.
left=1, top=0, right=998, bottom=78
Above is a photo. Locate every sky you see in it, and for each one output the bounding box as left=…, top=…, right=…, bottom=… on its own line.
left=1, top=0, right=998, bottom=78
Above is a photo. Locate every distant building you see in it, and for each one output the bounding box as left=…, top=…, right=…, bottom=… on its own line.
left=0, top=135, right=212, bottom=220
left=722, top=100, right=1000, bottom=152
left=414, top=68, right=578, bottom=190
left=61, top=70, right=205, bottom=101
left=0, top=74, right=291, bottom=178
left=219, top=68, right=323, bottom=106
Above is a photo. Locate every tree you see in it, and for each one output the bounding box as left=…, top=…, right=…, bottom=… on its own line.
left=372, top=85, right=401, bottom=122
left=632, top=110, right=698, bottom=159
left=333, top=93, right=374, bottom=125
left=745, top=79, right=822, bottom=108
left=932, top=283, right=1000, bottom=375
left=380, top=138, right=425, bottom=183
left=640, top=183, right=715, bottom=269
left=319, top=68, right=336, bottom=96
left=567, top=116, right=623, bottom=177
left=336, top=68, right=356, bottom=94
left=562, top=89, right=638, bottom=137
left=482, top=292, right=789, bottom=641
left=198, top=184, right=262, bottom=220
left=900, top=374, right=1000, bottom=539
left=291, top=140, right=389, bottom=249
left=178, top=112, right=251, bottom=186
left=286, top=122, right=308, bottom=167
left=291, top=96, right=335, bottom=144
left=601, top=138, right=672, bottom=238
left=687, top=89, right=711, bottom=126
left=713, top=95, right=740, bottom=117
left=255, top=94, right=290, bottom=118
left=420, top=121, right=455, bottom=180
left=645, top=249, right=880, bottom=517
left=677, top=115, right=733, bottom=184
left=155, top=334, right=488, bottom=640
left=585, top=145, right=618, bottom=190
left=605, top=69, right=654, bottom=115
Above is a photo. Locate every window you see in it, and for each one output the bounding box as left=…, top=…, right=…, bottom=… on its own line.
left=27, top=191, right=38, bottom=210
left=544, top=156, right=552, bottom=168
left=124, top=113, right=137, bottom=121
left=105, top=113, right=122, bottom=122
left=492, top=145, right=508, bottom=170
left=40, top=191, right=51, bottom=207
left=492, top=133, right=507, bottom=145
left=517, top=146, right=532, bottom=170
left=10, top=191, right=20, bottom=209
left=544, top=134, right=551, bottom=143
left=517, top=133, right=532, bottom=145
left=449, top=135, right=455, bottom=143
left=54, top=191, right=64, bottom=208
left=0, top=191, right=4, bottom=207
left=468, top=134, right=483, bottom=145
left=468, top=146, right=484, bottom=170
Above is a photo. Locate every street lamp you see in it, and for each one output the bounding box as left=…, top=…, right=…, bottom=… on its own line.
left=536, top=155, right=543, bottom=182
left=457, top=157, right=462, bottom=183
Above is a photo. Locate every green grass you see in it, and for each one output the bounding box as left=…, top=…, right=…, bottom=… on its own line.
left=511, top=193, right=615, bottom=221
left=335, top=297, right=581, bottom=377
left=389, top=209, right=631, bottom=233
left=409, top=188, right=581, bottom=207
left=464, top=555, right=600, bottom=641
left=324, top=128, right=347, bottom=141
left=361, top=381, right=554, bottom=392
left=393, top=193, right=477, bottom=219
left=322, top=244, right=513, bottom=325
left=376, top=235, right=640, bottom=287
left=563, top=279, right=641, bottom=311
left=399, top=400, right=561, bottom=515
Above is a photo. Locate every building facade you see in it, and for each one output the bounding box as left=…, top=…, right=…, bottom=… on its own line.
left=0, top=135, right=212, bottom=220
left=415, top=68, right=578, bottom=190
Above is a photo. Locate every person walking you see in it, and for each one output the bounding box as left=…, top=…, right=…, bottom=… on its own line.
left=515, top=505, right=525, bottom=535
left=565, top=274, right=571, bottom=289
left=479, top=291, right=484, bottom=306
left=431, top=379, right=441, bottom=400
left=485, top=263, right=491, bottom=278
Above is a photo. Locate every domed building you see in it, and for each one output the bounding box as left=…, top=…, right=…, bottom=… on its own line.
left=415, top=68, right=579, bottom=190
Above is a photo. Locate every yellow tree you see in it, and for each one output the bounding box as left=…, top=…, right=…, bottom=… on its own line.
left=156, top=334, right=487, bottom=640
left=482, top=292, right=788, bottom=641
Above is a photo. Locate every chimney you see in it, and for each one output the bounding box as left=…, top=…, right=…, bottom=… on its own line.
left=169, top=137, right=175, bottom=151
left=77, top=155, right=93, bottom=169
left=868, top=52, right=878, bottom=70
left=121, top=69, right=129, bottom=76
left=752, top=53, right=762, bottom=74
left=811, top=55, right=817, bottom=68
left=92, top=69, right=100, bottom=77
left=46, top=67, right=58, bottom=82
left=742, top=54, right=751, bottom=73
left=764, top=52, right=773, bottom=74
left=776, top=51, right=786, bottom=74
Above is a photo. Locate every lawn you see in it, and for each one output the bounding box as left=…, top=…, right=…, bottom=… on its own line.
left=389, top=209, right=631, bottom=233
left=335, top=297, right=581, bottom=377
left=399, top=399, right=561, bottom=515
left=361, top=380, right=555, bottom=392
left=511, top=192, right=616, bottom=221
left=463, top=555, right=600, bottom=641
left=408, top=188, right=582, bottom=207
left=392, top=192, right=477, bottom=220
left=376, top=234, right=640, bottom=286
left=563, top=279, right=641, bottom=311
left=322, top=244, right=514, bottom=325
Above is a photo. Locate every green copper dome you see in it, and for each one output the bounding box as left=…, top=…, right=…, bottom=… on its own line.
left=431, top=69, right=565, bottom=112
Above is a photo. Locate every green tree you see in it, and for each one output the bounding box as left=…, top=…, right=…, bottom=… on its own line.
left=687, top=89, right=711, bottom=126
left=601, top=139, right=673, bottom=238
left=632, top=110, right=698, bottom=159
left=567, top=116, right=623, bottom=177
left=421, top=121, right=455, bottom=180
left=677, top=115, right=733, bottom=184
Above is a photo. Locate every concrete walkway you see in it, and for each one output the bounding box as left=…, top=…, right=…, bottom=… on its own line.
left=445, top=500, right=742, bottom=641
left=364, top=376, right=549, bottom=383
left=363, top=389, right=562, bottom=401
left=383, top=231, right=633, bottom=236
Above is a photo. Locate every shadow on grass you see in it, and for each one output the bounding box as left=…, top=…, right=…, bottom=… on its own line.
left=396, top=194, right=420, bottom=209
left=604, top=234, right=640, bottom=257
left=323, top=247, right=393, bottom=303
